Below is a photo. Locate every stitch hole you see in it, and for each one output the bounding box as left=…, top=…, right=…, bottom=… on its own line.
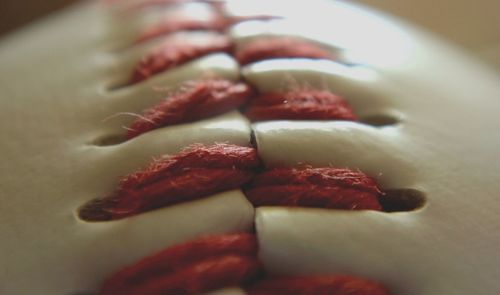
left=92, top=134, right=126, bottom=146
left=78, top=198, right=114, bottom=222
left=380, top=188, right=426, bottom=212
left=359, top=113, right=400, bottom=127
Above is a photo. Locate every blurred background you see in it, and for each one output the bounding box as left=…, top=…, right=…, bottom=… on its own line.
left=0, top=0, right=76, bottom=37
left=356, top=0, right=500, bottom=72
left=0, top=0, right=499, bottom=71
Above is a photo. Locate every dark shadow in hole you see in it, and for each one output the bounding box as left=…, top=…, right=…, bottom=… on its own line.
left=78, top=197, right=115, bottom=222
left=359, top=113, right=400, bottom=127
left=93, top=134, right=126, bottom=146
left=380, top=188, right=426, bottom=212
left=250, top=129, right=257, bottom=148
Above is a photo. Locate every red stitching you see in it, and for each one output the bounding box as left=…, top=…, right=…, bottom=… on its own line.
left=130, top=35, right=233, bottom=84
left=244, top=167, right=383, bottom=210
left=99, top=233, right=389, bottom=295
left=245, top=89, right=357, bottom=121
left=100, top=233, right=260, bottom=295
left=96, top=2, right=393, bottom=293
left=80, top=144, right=385, bottom=220
left=235, top=37, right=335, bottom=66
left=126, top=79, right=254, bottom=139
left=104, top=144, right=261, bottom=219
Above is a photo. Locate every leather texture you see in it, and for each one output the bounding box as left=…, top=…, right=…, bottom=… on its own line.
left=1, top=0, right=499, bottom=294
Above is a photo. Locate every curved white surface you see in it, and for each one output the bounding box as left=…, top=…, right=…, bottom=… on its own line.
left=1, top=0, right=499, bottom=294
left=238, top=2, right=500, bottom=295
left=0, top=3, right=253, bottom=294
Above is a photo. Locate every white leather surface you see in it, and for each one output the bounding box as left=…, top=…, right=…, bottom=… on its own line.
left=1, top=0, right=500, bottom=294
left=234, top=3, right=500, bottom=295
left=0, top=3, right=254, bottom=294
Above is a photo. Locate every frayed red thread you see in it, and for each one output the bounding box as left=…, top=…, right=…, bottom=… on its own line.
left=106, top=144, right=261, bottom=219
left=245, top=89, right=357, bottom=121
left=246, top=275, right=390, bottom=295
left=100, top=233, right=262, bottom=295
left=244, top=167, right=383, bottom=210
left=126, top=79, right=254, bottom=139
left=235, top=37, right=334, bottom=65
left=130, top=35, right=233, bottom=84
